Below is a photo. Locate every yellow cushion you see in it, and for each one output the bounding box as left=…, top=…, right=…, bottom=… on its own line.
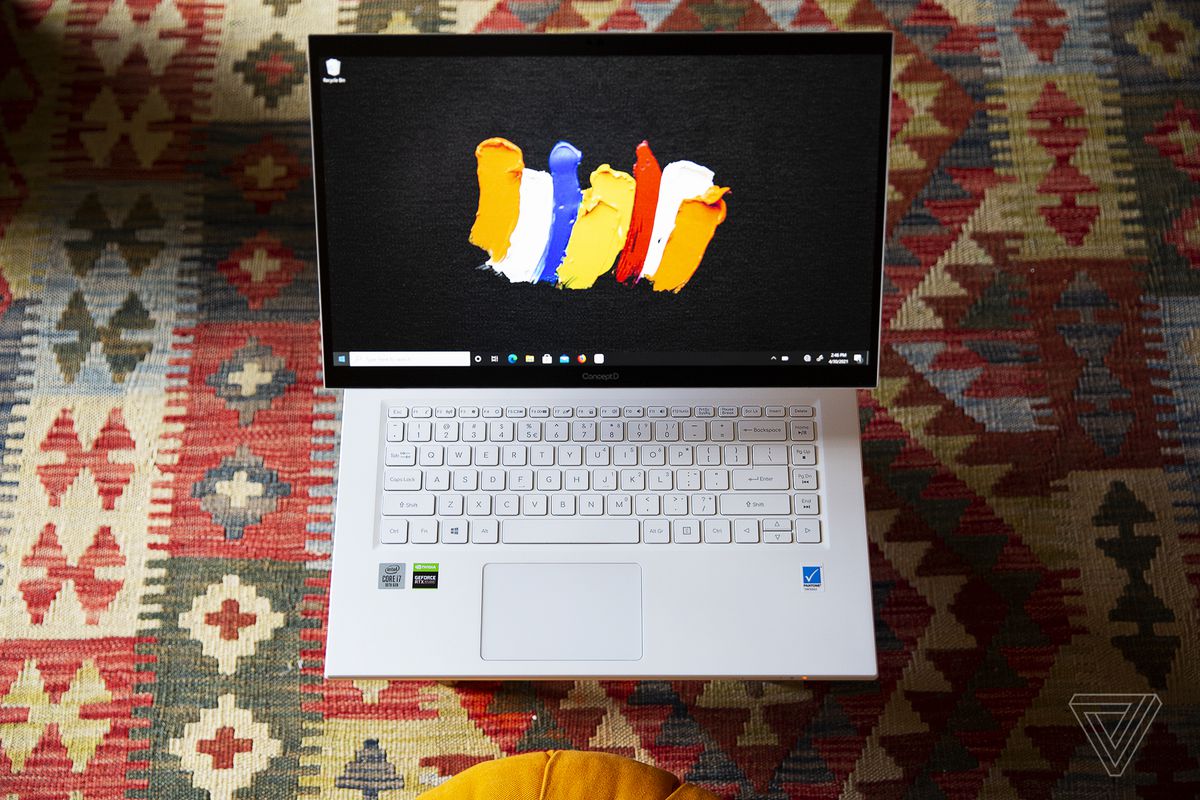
left=417, top=750, right=723, bottom=800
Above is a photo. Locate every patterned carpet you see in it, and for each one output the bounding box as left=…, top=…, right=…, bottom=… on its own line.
left=1, top=0, right=1199, bottom=797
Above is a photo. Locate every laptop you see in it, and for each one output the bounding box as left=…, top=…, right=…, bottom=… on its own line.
left=308, top=32, right=892, bottom=679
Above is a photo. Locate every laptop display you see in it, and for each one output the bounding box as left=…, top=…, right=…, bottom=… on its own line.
left=308, top=34, right=892, bottom=388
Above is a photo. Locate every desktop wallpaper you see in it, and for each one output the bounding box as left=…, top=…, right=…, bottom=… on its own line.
left=318, top=52, right=887, bottom=356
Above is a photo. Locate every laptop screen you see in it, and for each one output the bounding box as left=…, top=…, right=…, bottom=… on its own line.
left=309, top=34, right=892, bottom=389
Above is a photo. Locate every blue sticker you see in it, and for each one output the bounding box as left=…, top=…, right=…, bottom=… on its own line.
left=802, top=565, right=823, bottom=590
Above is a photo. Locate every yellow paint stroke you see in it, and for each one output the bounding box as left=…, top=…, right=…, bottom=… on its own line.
left=652, top=185, right=730, bottom=293
left=556, top=164, right=636, bottom=290
left=469, top=137, right=524, bottom=263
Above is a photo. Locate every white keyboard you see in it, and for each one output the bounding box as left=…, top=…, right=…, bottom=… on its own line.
left=377, top=403, right=822, bottom=545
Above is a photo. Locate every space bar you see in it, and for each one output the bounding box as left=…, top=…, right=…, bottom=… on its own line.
left=502, top=519, right=640, bottom=544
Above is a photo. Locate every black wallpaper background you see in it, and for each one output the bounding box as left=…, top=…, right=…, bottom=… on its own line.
left=318, top=53, right=886, bottom=356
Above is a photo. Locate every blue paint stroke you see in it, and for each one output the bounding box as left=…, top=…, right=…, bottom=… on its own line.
left=535, top=140, right=582, bottom=284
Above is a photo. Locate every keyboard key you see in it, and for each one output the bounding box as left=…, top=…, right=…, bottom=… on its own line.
left=641, top=445, right=665, bottom=465
left=696, top=445, right=721, bottom=466
left=718, top=406, right=738, bottom=417
left=579, top=494, right=604, bottom=515
left=546, top=421, right=569, bottom=442
left=790, top=421, right=816, bottom=441
left=384, top=444, right=416, bottom=466
left=496, top=494, right=519, bottom=516
left=530, top=406, right=550, bottom=418
left=434, top=421, right=459, bottom=441
left=446, top=446, right=471, bottom=466
left=558, top=445, right=583, bottom=466
left=732, top=466, right=789, bottom=490
left=734, top=519, right=759, bottom=543
left=458, top=406, right=479, bottom=418
left=601, top=406, right=621, bottom=417
left=586, top=445, right=610, bottom=466
left=564, top=469, right=588, bottom=490
left=763, top=518, right=791, bottom=531
left=622, top=406, right=644, bottom=418
left=600, top=421, right=624, bottom=442
left=380, top=518, right=407, bottom=544
left=655, top=421, right=680, bottom=441
left=475, top=445, right=500, bottom=466
left=737, top=421, right=786, bottom=440
left=791, top=445, right=817, bottom=466
left=437, top=494, right=463, bottom=516
left=676, top=469, right=701, bottom=490
left=648, top=406, right=668, bottom=418
left=649, top=469, right=673, bottom=491
left=724, top=445, right=749, bottom=466
left=418, top=445, right=443, bottom=466
left=386, top=421, right=405, bottom=442
left=795, top=494, right=819, bottom=515
left=382, top=494, right=434, bottom=515
left=504, top=406, right=526, bottom=418
left=795, top=520, right=822, bottom=543
left=518, top=421, right=541, bottom=441
left=665, top=494, right=689, bottom=516
left=613, top=445, right=637, bottom=466
left=425, top=470, right=450, bottom=491
left=763, top=529, right=792, bottom=544
left=411, top=519, right=438, bottom=544
left=710, top=421, right=734, bottom=441
left=552, top=494, right=576, bottom=515
left=480, top=469, right=505, bottom=491
left=719, top=493, right=790, bottom=515
left=670, top=406, right=691, bottom=417
left=619, top=469, right=645, bottom=491
left=536, top=470, right=562, bottom=491
left=442, top=520, right=468, bottom=543
left=672, top=519, right=701, bottom=543
left=502, top=445, right=526, bottom=466
left=703, top=519, right=732, bottom=543
left=510, top=469, right=533, bottom=491
left=594, top=469, right=617, bottom=490
left=409, top=421, right=431, bottom=441
left=752, top=444, right=787, bottom=465
left=572, top=421, right=597, bottom=441
left=455, top=470, right=479, bottom=491
left=503, top=519, right=639, bottom=544
left=522, top=494, right=547, bottom=515
left=576, top=406, right=597, bottom=418
left=635, top=494, right=660, bottom=515
left=383, top=468, right=421, bottom=491
left=490, top=421, right=514, bottom=442
left=466, top=494, right=491, bottom=515
left=691, top=493, right=716, bottom=515
left=387, top=406, right=408, bottom=418
left=482, top=406, right=503, bottom=418
left=669, top=445, right=693, bottom=465
left=607, top=494, right=632, bottom=515
left=682, top=421, right=707, bottom=441
left=530, top=444, right=554, bottom=466
left=643, top=519, right=670, bottom=543
left=703, top=469, right=730, bottom=490
left=741, top=406, right=763, bottom=417
left=695, top=406, right=715, bottom=417
left=793, top=469, right=818, bottom=490
left=412, top=406, right=432, bottom=418
left=462, top=421, right=486, bottom=442
left=765, top=406, right=785, bottom=417
left=789, top=405, right=815, bottom=417
left=552, top=406, right=573, bottom=418
left=435, top=406, right=455, bottom=418
left=472, top=519, right=499, bottom=543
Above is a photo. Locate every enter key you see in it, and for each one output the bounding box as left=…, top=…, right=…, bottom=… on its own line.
left=731, top=466, right=790, bottom=490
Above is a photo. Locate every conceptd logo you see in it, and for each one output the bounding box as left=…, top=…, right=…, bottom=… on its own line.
left=322, top=58, right=345, bottom=84
left=582, top=372, right=619, bottom=381
left=1070, top=693, right=1161, bottom=777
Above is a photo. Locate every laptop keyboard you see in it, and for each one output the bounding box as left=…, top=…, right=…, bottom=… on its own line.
left=377, top=404, right=822, bottom=545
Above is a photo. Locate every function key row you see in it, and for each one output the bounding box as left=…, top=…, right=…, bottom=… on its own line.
left=386, top=419, right=816, bottom=444
left=388, top=405, right=816, bottom=419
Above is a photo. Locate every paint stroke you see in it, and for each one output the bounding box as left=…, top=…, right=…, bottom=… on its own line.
left=652, top=185, right=730, bottom=293
left=557, top=165, right=637, bottom=290
left=535, top=140, right=583, bottom=284
left=614, top=141, right=662, bottom=284
left=470, top=137, right=524, bottom=263
left=640, top=160, right=714, bottom=280
left=488, top=169, right=553, bottom=283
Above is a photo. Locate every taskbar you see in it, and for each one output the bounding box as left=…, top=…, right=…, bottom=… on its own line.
left=334, top=351, right=870, bottom=368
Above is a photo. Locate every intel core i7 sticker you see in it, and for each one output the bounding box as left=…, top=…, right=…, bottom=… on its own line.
left=412, top=562, right=439, bottom=589
left=378, top=563, right=405, bottom=589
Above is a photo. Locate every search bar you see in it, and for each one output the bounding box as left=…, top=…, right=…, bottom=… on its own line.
left=349, top=351, right=471, bottom=367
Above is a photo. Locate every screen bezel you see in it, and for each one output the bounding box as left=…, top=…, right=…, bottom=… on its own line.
left=308, top=32, right=893, bottom=389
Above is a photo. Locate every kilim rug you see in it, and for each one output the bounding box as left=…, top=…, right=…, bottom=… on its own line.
left=1, top=0, right=1199, bottom=797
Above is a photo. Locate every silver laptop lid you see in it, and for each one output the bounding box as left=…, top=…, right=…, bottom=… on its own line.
left=308, top=33, right=893, bottom=390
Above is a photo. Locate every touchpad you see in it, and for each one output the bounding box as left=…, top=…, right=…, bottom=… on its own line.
left=481, top=563, right=642, bottom=661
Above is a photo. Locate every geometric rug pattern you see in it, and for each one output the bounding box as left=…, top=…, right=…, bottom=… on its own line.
left=1, top=0, right=1198, bottom=797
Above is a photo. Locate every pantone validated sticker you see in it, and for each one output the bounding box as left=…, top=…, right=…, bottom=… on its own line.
left=378, top=563, right=406, bottom=589
left=802, top=565, right=823, bottom=592
left=412, top=562, right=439, bottom=589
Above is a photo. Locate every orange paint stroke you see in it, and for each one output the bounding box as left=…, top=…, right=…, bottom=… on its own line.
left=652, top=185, right=730, bottom=293
left=469, top=137, right=524, bottom=263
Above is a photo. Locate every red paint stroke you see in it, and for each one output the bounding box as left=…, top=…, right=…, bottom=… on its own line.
left=614, top=140, right=662, bottom=283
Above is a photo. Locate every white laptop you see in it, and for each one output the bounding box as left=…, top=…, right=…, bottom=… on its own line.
left=308, top=32, right=893, bottom=679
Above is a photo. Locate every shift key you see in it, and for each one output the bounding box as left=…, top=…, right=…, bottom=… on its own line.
left=382, top=494, right=435, bottom=516
left=732, top=467, right=789, bottom=490
left=719, top=493, right=791, bottom=515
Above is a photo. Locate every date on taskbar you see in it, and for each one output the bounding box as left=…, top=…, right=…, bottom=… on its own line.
left=333, top=352, right=869, bottom=367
